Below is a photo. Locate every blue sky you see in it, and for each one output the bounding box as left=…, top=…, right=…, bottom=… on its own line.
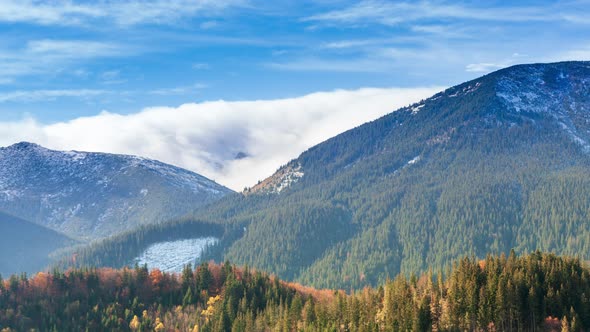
left=0, top=0, right=589, bottom=189
left=1, top=0, right=588, bottom=122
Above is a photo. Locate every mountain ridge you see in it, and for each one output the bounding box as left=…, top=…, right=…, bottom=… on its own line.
left=0, top=142, right=233, bottom=240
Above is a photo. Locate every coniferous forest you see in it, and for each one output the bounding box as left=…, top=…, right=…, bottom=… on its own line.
left=1, top=252, right=588, bottom=331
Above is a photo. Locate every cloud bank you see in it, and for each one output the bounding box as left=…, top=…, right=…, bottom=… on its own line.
left=0, top=87, right=442, bottom=190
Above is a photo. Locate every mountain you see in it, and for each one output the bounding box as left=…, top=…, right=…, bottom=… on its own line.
left=0, top=210, right=76, bottom=276
left=70, top=61, right=590, bottom=290
left=0, top=142, right=233, bottom=240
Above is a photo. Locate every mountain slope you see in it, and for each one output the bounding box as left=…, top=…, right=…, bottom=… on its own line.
left=0, top=211, right=76, bottom=276
left=0, top=143, right=233, bottom=240
left=74, top=61, right=590, bottom=289
left=204, top=61, right=590, bottom=288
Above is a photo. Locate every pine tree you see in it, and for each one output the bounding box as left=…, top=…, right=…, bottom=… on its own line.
left=183, top=287, right=193, bottom=307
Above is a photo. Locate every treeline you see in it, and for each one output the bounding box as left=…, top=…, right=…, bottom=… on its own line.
left=1, top=252, right=588, bottom=331
left=53, top=220, right=225, bottom=270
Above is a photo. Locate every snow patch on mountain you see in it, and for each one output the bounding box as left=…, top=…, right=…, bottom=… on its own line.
left=411, top=104, right=425, bottom=115
left=494, top=63, right=590, bottom=152
left=447, top=82, right=482, bottom=98
left=246, top=162, right=304, bottom=195
left=275, top=164, right=304, bottom=193
left=407, top=155, right=421, bottom=165
left=134, top=237, right=218, bottom=273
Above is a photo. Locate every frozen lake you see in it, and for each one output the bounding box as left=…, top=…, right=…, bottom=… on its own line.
left=134, top=237, right=218, bottom=273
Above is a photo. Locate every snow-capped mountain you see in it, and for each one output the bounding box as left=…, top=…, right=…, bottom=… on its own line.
left=0, top=142, right=233, bottom=240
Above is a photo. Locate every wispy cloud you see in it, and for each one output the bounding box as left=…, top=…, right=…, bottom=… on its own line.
left=464, top=53, right=532, bottom=73
left=547, top=46, right=590, bottom=62
left=0, top=0, right=246, bottom=26
left=149, top=83, right=208, bottom=96
left=0, top=0, right=102, bottom=26
left=321, top=38, right=394, bottom=49
left=563, top=15, right=590, bottom=24
left=100, top=70, right=127, bottom=85
left=27, top=39, right=126, bottom=58
left=0, top=87, right=442, bottom=190
left=192, top=63, right=211, bottom=70
left=304, top=1, right=586, bottom=27
left=268, top=42, right=457, bottom=73
left=199, top=20, right=219, bottom=29
left=267, top=58, right=398, bottom=72
left=409, top=24, right=470, bottom=38
left=0, top=89, right=108, bottom=103
left=465, top=63, right=506, bottom=73
left=0, top=39, right=131, bottom=81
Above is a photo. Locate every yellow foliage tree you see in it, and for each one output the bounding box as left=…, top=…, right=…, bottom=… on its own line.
left=129, top=315, right=140, bottom=330
left=154, top=317, right=165, bottom=332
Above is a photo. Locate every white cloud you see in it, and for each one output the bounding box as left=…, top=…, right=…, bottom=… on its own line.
left=0, top=87, right=442, bottom=190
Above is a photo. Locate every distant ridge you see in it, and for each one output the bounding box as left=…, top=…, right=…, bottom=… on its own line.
left=0, top=142, right=233, bottom=240
left=0, top=210, right=76, bottom=276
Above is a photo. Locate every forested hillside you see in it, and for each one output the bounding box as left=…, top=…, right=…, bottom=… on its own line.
left=0, top=211, right=76, bottom=276
left=64, top=61, right=590, bottom=290
left=1, top=253, right=588, bottom=331
left=192, top=61, right=590, bottom=289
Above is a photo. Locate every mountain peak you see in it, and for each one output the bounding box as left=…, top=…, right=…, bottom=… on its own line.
left=5, top=141, right=44, bottom=151
left=390, top=61, right=590, bottom=153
